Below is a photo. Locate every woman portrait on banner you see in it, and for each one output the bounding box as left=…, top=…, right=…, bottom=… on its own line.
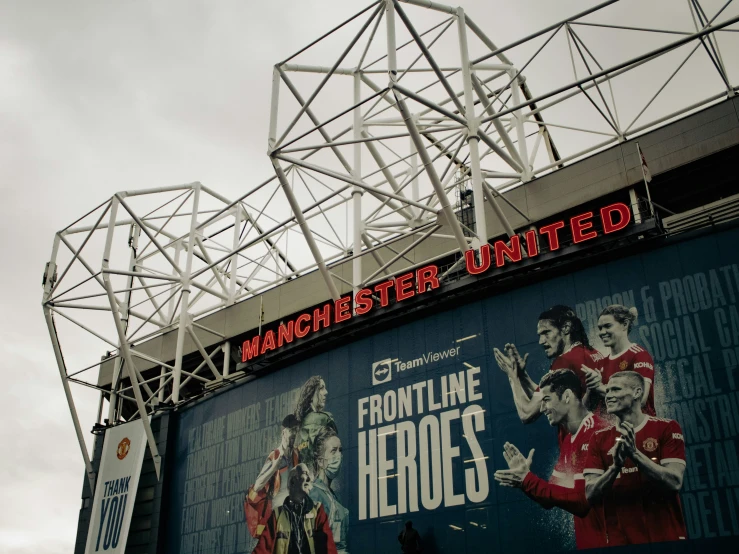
left=582, top=304, right=658, bottom=416
left=295, top=376, right=337, bottom=466
left=309, top=427, right=349, bottom=554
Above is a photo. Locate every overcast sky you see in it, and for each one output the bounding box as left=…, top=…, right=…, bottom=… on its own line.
left=1, top=1, right=735, bottom=552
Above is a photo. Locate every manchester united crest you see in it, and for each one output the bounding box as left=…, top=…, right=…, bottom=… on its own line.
left=643, top=437, right=658, bottom=452
left=117, top=437, right=131, bottom=460
left=619, top=360, right=629, bottom=370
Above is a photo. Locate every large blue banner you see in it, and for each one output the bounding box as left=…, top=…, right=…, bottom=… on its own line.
left=168, top=226, right=739, bottom=553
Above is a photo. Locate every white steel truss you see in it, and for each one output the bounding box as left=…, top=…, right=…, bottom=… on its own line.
left=43, top=0, right=739, bottom=488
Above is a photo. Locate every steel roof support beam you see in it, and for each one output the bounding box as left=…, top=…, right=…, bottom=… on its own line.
left=479, top=13, right=739, bottom=127
left=458, top=7, right=489, bottom=246
left=170, top=184, right=201, bottom=404
left=186, top=325, right=222, bottom=380
left=274, top=3, right=384, bottom=149
left=393, top=1, right=466, bottom=115
left=273, top=158, right=341, bottom=301
left=353, top=72, right=365, bottom=295
left=276, top=153, right=437, bottom=214
left=101, top=201, right=161, bottom=478
left=361, top=224, right=440, bottom=285
left=42, top=233, right=97, bottom=495
left=393, top=89, right=470, bottom=253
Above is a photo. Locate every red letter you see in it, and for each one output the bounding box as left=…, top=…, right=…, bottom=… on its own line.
left=374, top=281, right=394, bottom=307
left=313, top=304, right=332, bottom=332
left=334, top=296, right=352, bottom=323
left=524, top=230, right=539, bottom=257
left=494, top=236, right=522, bottom=267
left=465, top=244, right=491, bottom=275
left=395, top=273, right=415, bottom=302
left=260, top=330, right=276, bottom=355
left=571, top=212, right=598, bottom=243
left=355, top=288, right=374, bottom=315
left=242, top=336, right=260, bottom=362
left=295, top=314, right=311, bottom=338
left=601, top=202, right=631, bottom=234
left=417, top=265, right=440, bottom=293
left=539, top=221, right=565, bottom=251
left=277, top=321, right=294, bottom=347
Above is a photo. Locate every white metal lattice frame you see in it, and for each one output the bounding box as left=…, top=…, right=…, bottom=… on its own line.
left=43, top=0, right=739, bottom=488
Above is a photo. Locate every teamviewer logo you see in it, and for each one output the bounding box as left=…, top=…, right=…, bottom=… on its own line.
left=372, top=359, right=393, bottom=385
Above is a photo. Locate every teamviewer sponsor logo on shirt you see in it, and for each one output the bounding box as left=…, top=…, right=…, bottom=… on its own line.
left=372, top=359, right=393, bottom=385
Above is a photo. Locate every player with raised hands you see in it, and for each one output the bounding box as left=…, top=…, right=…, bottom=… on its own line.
left=583, top=371, right=686, bottom=545
left=494, top=369, right=607, bottom=549
left=494, top=305, right=603, bottom=425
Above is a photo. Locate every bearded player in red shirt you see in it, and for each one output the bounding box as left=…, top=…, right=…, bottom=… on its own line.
left=494, top=369, right=607, bottom=549
left=583, top=371, right=687, bottom=545
left=581, top=305, right=656, bottom=416
left=494, top=305, right=604, bottom=425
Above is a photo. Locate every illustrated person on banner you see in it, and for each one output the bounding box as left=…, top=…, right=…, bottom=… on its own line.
left=309, top=427, right=349, bottom=554
left=494, top=305, right=604, bottom=436
left=581, top=305, right=657, bottom=416
left=295, top=376, right=337, bottom=466
left=494, top=369, right=607, bottom=550
left=245, top=414, right=301, bottom=538
left=583, top=371, right=687, bottom=545
left=252, top=463, right=338, bottom=554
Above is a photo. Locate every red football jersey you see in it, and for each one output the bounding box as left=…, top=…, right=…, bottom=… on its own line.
left=582, top=416, right=687, bottom=545
left=548, top=343, right=605, bottom=393
left=543, top=344, right=605, bottom=447
left=600, top=344, right=656, bottom=416
left=551, top=413, right=607, bottom=487
left=551, top=413, right=608, bottom=549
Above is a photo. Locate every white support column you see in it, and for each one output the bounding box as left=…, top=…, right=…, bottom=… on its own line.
left=223, top=341, right=231, bottom=378
left=121, top=224, right=141, bottom=334
left=167, top=242, right=182, bottom=322
left=102, top=198, right=124, bottom=424
left=386, top=0, right=398, bottom=83
left=229, top=205, right=242, bottom=304
left=102, top=280, right=162, bottom=478
left=273, top=158, right=341, bottom=300
left=458, top=8, right=488, bottom=248
left=410, top=133, right=419, bottom=221
left=101, top=200, right=162, bottom=478
left=158, top=366, right=166, bottom=403
left=42, top=233, right=97, bottom=494
left=268, top=66, right=281, bottom=152
left=509, top=68, right=532, bottom=182
left=44, top=307, right=97, bottom=494
left=353, top=71, right=364, bottom=297
left=172, top=184, right=201, bottom=404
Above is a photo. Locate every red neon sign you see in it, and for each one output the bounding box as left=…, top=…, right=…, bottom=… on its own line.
left=242, top=203, right=632, bottom=362
left=242, top=265, right=440, bottom=362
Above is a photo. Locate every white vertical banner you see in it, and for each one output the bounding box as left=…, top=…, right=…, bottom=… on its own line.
left=85, top=419, right=148, bottom=554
